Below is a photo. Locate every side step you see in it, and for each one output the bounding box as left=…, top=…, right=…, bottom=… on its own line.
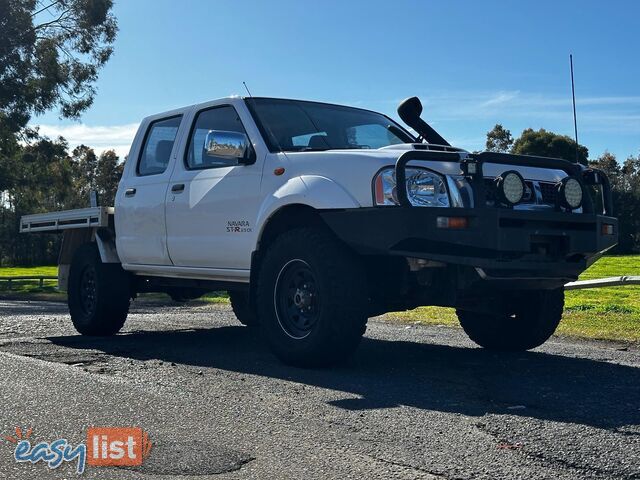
left=565, top=276, right=640, bottom=290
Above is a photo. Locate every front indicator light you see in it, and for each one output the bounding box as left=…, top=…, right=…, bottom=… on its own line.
left=601, top=223, right=614, bottom=235
left=437, top=216, right=469, bottom=229
left=374, top=174, right=386, bottom=205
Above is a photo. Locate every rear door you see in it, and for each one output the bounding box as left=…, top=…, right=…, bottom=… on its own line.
left=165, top=104, right=263, bottom=270
left=115, top=115, right=184, bottom=266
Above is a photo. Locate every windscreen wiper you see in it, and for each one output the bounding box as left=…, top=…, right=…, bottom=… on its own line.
left=299, top=147, right=330, bottom=152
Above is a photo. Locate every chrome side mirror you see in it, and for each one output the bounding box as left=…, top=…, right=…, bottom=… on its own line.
left=204, top=130, right=255, bottom=165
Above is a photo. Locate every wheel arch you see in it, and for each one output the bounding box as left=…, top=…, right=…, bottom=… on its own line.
left=255, top=203, right=327, bottom=254
left=253, top=175, right=361, bottom=253
left=58, top=228, right=120, bottom=291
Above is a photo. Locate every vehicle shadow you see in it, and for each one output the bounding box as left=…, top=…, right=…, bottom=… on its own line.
left=48, top=325, right=639, bottom=430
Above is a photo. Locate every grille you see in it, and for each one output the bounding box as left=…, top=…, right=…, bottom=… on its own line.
left=482, top=178, right=561, bottom=207
left=539, top=182, right=559, bottom=205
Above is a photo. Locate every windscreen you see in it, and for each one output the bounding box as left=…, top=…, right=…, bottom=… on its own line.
left=247, top=98, right=414, bottom=152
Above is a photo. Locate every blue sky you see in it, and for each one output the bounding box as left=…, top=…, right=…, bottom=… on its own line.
left=34, top=0, right=639, bottom=160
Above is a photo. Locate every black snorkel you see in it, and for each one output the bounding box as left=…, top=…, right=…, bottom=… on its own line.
left=397, top=96, right=450, bottom=146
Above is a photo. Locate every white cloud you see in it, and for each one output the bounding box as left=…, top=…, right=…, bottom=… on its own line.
left=479, top=91, right=521, bottom=108
left=32, top=123, right=139, bottom=159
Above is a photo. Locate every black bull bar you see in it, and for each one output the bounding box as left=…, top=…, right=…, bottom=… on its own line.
left=394, top=150, right=613, bottom=216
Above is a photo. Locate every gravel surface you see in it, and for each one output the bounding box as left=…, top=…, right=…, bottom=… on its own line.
left=0, top=299, right=638, bottom=479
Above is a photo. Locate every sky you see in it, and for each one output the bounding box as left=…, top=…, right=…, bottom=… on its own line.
left=33, top=0, right=640, bottom=161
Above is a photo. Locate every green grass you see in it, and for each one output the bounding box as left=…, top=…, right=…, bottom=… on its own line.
left=385, top=255, right=640, bottom=343
left=1, top=256, right=639, bottom=342
left=0, top=265, right=58, bottom=277
left=0, top=266, right=59, bottom=296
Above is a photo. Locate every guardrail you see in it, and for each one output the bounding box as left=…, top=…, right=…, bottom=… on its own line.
left=0, top=276, right=57, bottom=290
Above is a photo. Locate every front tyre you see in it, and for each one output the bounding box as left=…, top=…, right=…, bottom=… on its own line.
left=229, top=290, right=258, bottom=327
left=456, top=289, right=564, bottom=351
left=256, top=228, right=368, bottom=367
left=68, top=243, right=131, bottom=336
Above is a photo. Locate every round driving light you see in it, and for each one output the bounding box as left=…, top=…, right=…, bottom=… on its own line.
left=559, top=177, right=583, bottom=209
left=496, top=170, right=525, bottom=205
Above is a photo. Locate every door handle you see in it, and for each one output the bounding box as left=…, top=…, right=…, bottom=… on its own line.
left=171, top=183, right=185, bottom=193
left=125, top=188, right=136, bottom=197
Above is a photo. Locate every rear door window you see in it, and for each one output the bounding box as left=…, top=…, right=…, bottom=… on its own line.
left=137, top=116, right=182, bottom=176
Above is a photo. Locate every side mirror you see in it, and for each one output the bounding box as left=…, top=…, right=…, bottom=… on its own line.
left=204, top=130, right=255, bottom=165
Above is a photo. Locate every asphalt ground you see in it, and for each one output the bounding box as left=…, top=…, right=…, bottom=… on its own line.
left=0, top=299, right=638, bottom=479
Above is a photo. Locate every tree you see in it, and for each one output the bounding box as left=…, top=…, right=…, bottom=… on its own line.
left=71, top=144, right=99, bottom=203
left=0, top=0, right=117, bottom=135
left=485, top=124, right=513, bottom=153
left=95, top=149, right=123, bottom=206
left=0, top=131, right=20, bottom=190
left=67, top=146, right=122, bottom=206
left=589, top=151, right=619, bottom=180
left=0, top=136, right=76, bottom=265
left=511, top=128, right=589, bottom=165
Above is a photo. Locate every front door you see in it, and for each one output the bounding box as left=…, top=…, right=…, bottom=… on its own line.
left=165, top=105, right=262, bottom=270
left=115, top=115, right=183, bottom=266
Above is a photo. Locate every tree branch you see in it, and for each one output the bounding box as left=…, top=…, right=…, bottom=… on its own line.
left=32, top=1, right=62, bottom=18
left=33, top=9, right=71, bottom=31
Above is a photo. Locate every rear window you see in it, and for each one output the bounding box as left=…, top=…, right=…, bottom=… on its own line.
left=137, top=116, right=182, bottom=176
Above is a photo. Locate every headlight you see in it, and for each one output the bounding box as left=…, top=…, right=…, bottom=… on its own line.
left=495, top=170, right=525, bottom=205
left=558, top=177, right=583, bottom=209
left=373, top=167, right=450, bottom=207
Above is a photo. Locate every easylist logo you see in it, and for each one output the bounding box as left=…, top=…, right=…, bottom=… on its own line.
left=5, top=426, right=152, bottom=474
left=87, top=427, right=152, bottom=467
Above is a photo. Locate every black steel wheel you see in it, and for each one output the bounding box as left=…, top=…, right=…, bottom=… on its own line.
left=79, top=264, right=98, bottom=316
left=256, top=227, right=368, bottom=367
left=275, top=259, right=320, bottom=339
left=68, top=243, right=130, bottom=336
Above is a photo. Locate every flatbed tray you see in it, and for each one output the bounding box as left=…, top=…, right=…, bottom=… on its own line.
left=20, top=207, right=114, bottom=233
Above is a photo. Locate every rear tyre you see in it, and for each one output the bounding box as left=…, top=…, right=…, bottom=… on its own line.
left=169, top=292, right=189, bottom=303
left=256, top=227, right=368, bottom=367
left=456, top=289, right=564, bottom=351
left=168, top=288, right=205, bottom=303
left=229, top=290, right=258, bottom=327
left=68, top=243, right=131, bottom=336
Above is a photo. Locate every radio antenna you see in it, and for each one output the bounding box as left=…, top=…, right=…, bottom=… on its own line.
left=242, top=81, right=253, bottom=98
left=570, top=54, right=580, bottom=163
left=241, top=82, right=285, bottom=153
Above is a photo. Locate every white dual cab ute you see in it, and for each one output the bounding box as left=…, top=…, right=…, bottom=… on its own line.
left=21, top=96, right=618, bottom=366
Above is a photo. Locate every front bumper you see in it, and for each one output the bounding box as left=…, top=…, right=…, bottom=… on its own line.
left=320, top=207, right=618, bottom=281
